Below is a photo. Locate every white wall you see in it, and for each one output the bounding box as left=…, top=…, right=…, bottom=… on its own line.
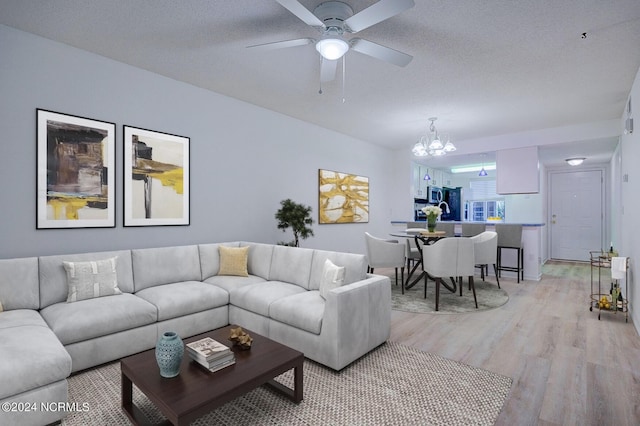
left=619, top=65, right=640, bottom=333
left=0, top=24, right=397, bottom=258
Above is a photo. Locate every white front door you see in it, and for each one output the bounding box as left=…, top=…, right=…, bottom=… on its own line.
left=550, top=170, right=603, bottom=261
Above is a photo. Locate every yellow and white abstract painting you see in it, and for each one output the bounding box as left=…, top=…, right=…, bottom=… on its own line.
left=318, top=169, right=369, bottom=224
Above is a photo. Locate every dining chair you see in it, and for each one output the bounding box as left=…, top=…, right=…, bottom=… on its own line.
left=404, top=238, right=421, bottom=276
left=364, top=232, right=406, bottom=294
left=406, top=222, right=426, bottom=229
left=470, top=231, right=500, bottom=288
left=421, top=237, right=477, bottom=311
left=435, top=222, right=455, bottom=237
left=461, top=223, right=485, bottom=237
left=495, top=224, right=524, bottom=283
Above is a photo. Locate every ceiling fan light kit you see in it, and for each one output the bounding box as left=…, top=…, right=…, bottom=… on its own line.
left=316, top=38, right=349, bottom=60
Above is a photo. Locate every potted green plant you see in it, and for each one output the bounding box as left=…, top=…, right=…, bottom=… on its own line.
left=275, top=199, right=314, bottom=247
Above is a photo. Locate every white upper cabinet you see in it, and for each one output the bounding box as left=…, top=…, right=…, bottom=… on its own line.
left=496, top=147, right=540, bottom=194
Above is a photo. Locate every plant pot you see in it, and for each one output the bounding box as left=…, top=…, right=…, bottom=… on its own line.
left=155, top=331, right=184, bottom=378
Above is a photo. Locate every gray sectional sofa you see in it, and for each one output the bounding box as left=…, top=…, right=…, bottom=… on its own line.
left=0, top=241, right=391, bottom=426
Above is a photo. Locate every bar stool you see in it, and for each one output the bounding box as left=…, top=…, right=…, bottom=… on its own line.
left=495, top=224, right=524, bottom=283
left=461, top=223, right=485, bottom=237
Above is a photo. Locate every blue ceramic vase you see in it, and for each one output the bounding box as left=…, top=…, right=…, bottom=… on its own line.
left=155, top=331, right=184, bottom=378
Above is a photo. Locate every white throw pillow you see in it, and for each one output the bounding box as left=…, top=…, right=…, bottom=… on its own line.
left=63, top=257, right=122, bottom=302
left=319, top=259, right=346, bottom=299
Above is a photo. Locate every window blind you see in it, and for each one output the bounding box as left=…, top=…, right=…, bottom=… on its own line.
left=468, top=180, right=498, bottom=200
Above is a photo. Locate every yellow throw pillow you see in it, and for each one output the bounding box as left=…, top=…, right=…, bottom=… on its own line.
left=0, top=299, right=3, bottom=313
left=218, top=246, right=249, bottom=277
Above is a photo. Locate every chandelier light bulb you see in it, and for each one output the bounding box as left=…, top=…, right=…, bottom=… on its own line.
left=412, top=141, right=428, bottom=156
left=428, top=137, right=443, bottom=150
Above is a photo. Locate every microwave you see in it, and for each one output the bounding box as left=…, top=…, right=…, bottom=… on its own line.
left=427, top=186, right=443, bottom=203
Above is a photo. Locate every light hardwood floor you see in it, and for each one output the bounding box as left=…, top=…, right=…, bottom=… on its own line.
left=384, top=261, right=640, bottom=426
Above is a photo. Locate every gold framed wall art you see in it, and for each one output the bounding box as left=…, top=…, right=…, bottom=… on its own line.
left=318, top=169, right=369, bottom=224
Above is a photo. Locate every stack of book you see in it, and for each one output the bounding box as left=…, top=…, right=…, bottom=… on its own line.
left=186, top=337, right=235, bottom=372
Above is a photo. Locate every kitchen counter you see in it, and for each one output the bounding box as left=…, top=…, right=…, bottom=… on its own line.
left=391, top=220, right=545, bottom=227
left=391, top=220, right=545, bottom=281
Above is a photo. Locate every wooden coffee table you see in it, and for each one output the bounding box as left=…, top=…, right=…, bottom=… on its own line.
left=121, top=325, right=303, bottom=425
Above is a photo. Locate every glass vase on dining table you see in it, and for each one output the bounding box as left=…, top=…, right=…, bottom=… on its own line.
left=427, top=215, right=437, bottom=232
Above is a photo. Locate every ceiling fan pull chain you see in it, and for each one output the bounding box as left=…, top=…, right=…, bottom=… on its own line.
left=319, top=57, right=324, bottom=94
left=342, top=55, right=346, bottom=103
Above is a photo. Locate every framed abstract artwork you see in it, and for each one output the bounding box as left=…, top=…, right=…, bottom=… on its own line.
left=36, top=109, right=116, bottom=229
left=123, top=126, right=190, bottom=226
left=318, top=169, right=369, bottom=224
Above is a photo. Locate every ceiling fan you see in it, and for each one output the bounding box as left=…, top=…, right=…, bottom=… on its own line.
left=248, top=0, right=415, bottom=83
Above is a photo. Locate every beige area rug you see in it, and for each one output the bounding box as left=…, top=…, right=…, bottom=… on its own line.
left=62, top=342, right=512, bottom=426
left=376, top=267, right=509, bottom=314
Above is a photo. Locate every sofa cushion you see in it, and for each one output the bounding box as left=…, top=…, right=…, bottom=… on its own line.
left=63, top=257, right=122, bottom=302
left=204, top=274, right=266, bottom=293
left=269, top=245, right=314, bottom=289
left=39, top=250, right=133, bottom=309
left=319, top=259, right=346, bottom=299
left=241, top=242, right=274, bottom=279
left=198, top=242, right=241, bottom=280
left=269, top=291, right=325, bottom=335
left=218, top=246, right=249, bottom=277
left=135, top=281, right=229, bottom=321
left=40, top=293, right=157, bottom=345
left=0, top=257, right=41, bottom=310
left=132, top=245, right=201, bottom=291
left=309, top=249, right=368, bottom=291
left=0, top=310, right=72, bottom=400
left=230, top=281, right=306, bottom=317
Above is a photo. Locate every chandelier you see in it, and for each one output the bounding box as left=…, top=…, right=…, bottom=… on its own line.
left=412, top=117, right=456, bottom=157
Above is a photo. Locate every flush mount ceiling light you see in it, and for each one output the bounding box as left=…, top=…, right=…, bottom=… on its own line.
left=566, top=157, right=586, bottom=166
left=412, top=117, right=456, bottom=157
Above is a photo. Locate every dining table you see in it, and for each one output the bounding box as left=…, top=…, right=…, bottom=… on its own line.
left=389, top=230, right=457, bottom=293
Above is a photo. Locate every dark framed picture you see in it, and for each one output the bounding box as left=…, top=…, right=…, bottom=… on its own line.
left=36, top=109, right=116, bottom=229
left=318, top=169, right=369, bottom=224
left=123, top=126, right=190, bottom=226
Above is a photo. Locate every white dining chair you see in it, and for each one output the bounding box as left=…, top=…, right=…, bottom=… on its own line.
left=470, top=231, right=500, bottom=288
left=422, top=237, right=477, bottom=311
left=364, top=232, right=406, bottom=294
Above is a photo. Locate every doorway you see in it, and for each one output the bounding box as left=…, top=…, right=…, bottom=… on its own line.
left=549, top=169, right=604, bottom=261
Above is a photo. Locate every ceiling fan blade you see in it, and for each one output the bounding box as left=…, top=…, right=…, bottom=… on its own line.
left=344, top=0, right=415, bottom=33
left=350, top=38, right=413, bottom=67
left=320, top=58, right=338, bottom=82
left=275, top=0, right=326, bottom=29
left=247, top=38, right=314, bottom=51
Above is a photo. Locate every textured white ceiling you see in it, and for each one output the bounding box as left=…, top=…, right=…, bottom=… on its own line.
left=2, top=0, right=639, bottom=167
